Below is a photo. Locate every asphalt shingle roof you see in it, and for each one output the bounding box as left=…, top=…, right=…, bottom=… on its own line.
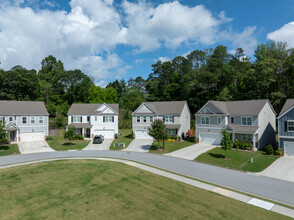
left=144, top=101, right=187, bottom=115
left=279, top=99, right=294, bottom=117
left=0, top=100, right=49, bottom=116
left=68, top=103, right=119, bottom=115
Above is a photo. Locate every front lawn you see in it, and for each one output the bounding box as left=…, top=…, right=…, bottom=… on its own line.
left=0, top=160, right=288, bottom=219
left=0, top=144, right=20, bottom=156
left=149, top=139, right=195, bottom=154
left=195, top=147, right=281, bottom=172
left=47, top=129, right=90, bottom=151
left=110, top=129, right=133, bottom=150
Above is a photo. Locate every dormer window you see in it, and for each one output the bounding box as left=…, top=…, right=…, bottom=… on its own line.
left=241, top=116, right=252, bottom=126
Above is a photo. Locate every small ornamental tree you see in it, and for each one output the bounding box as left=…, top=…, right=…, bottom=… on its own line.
left=64, top=126, right=76, bottom=141
left=221, top=130, right=233, bottom=159
left=0, top=121, right=8, bottom=144
left=148, top=119, right=168, bottom=149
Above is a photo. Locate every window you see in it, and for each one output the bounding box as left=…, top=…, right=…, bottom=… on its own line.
left=0, top=117, right=3, bottom=122
left=201, top=116, right=210, bottom=125
left=103, top=116, right=114, bottom=123
left=241, top=116, right=253, bottom=126
left=150, top=116, right=153, bottom=122
left=95, top=116, right=97, bottom=121
left=143, top=116, right=147, bottom=123
left=31, top=116, right=36, bottom=124
left=217, top=116, right=222, bottom=124
left=241, top=134, right=252, bottom=142
left=231, top=117, right=234, bottom=124
left=73, top=116, right=81, bottom=123
left=9, top=117, right=13, bottom=122
left=168, top=129, right=177, bottom=136
left=39, top=116, right=44, bottom=124
left=22, top=117, right=27, bottom=124
left=164, top=115, right=173, bottom=123
left=288, top=121, right=294, bottom=132
left=137, top=116, right=140, bottom=123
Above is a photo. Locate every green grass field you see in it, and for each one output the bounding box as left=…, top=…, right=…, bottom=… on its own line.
left=149, top=139, right=195, bottom=154
left=110, top=129, right=133, bottom=150
left=47, top=129, right=90, bottom=151
left=0, top=144, right=19, bottom=156
left=195, top=147, right=280, bottom=172
left=0, top=160, right=289, bottom=219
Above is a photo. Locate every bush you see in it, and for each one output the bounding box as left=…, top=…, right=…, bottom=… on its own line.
left=274, top=148, right=283, bottom=155
left=233, top=140, right=253, bottom=150
left=46, top=136, right=53, bottom=141
left=181, top=132, right=185, bottom=140
left=74, top=134, right=84, bottom=140
left=115, top=133, right=119, bottom=139
left=265, top=144, right=274, bottom=155
left=166, top=139, right=176, bottom=142
left=169, top=135, right=179, bottom=140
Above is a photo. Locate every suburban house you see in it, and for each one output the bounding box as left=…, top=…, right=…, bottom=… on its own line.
left=277, top=99, right=294, bottom=156
left=0, top=100, right=49, bottom=142
left=67, top=103, right=119, bottom=139
left=195, top=100, right=276, bottom=150
left=132, top=101, right=191, bottom=139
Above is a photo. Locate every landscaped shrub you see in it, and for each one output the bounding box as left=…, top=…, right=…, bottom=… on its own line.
left=233, top=140, right=242, bottom=150
left=265, top=144, right=274, bottom=155
left=46, top=136, right=53, bottom=141
left=181, top=132, right=185, bottom=140
left=74, top=134, right=84, bottom=140
left=169, top=135, right=179, bottom=141
left=274, top=148, right=282, bottom=155
left=115, top=133, right=119, bottom=139
left=233, top=140, right=253, bottom=150
left=166, top=139, right=176, bottom=143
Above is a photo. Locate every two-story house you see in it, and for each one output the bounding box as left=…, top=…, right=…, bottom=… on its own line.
left=67, top=103, right=119, bottom=139
left=0, top=100, right=49, bottom=142
left=132, top=101, right=190, bottom=139
left=195, top=100, right=276, bottom=150
left=277, top=99, right=294, bottom=156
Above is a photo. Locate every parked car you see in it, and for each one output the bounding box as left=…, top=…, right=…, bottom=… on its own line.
left=96, top=135, right=104, bottom=141
left=93, top=136, right=103, bottom=144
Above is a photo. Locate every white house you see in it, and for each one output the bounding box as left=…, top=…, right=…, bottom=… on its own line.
left=67, top=103, right=119, bottom=139
left=132, top=101, right=191, bottom=139
left=0, top=100, right=49, bottom=142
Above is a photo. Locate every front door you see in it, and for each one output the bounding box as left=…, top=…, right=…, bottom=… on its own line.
left=86, top=128, right=91, bottom=138
left=9, top=131, right=16, bottom=142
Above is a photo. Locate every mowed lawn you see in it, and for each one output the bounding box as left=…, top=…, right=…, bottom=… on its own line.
left=47, top=129, right=90, bottom=151
left=196, top=147, right=281, bottom=172
left=110, top=129, right=133, bottom=150
left=149, top=139, right=195, bottom=154
left=0, top=160, right=289, bottom=220
left=0, top=144, right=19, bottom=156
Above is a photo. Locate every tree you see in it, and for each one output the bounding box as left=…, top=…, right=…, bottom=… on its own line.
left=0, top=121, right=8, bottom=144
left=147, top=119, right=168, bottom=149
left=221, top=130, right=233, bottom=159
left=88, top=85, right=118, bottom=104
left=64, top=126, right=76, bottom=141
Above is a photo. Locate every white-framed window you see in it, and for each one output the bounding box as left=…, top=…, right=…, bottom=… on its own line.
left=0, top=116, right=3, bottom=122
left=231, top=117, right=235, bottom=124
left=164, top=115, right=173, bottom=123
left=95, top=116, right=97, bottom=121
left=150, top=116, right=153, bottom=122
left=137, top=116, right=140, bottom=123
left=287, top=121, right=294, bottom=132
left=168, top=129, right=177, bottom=136
left=9, top=117, right=13, bottom=122
left=103, top=116, right=114, bottom=123
left=22, top=117, right=27, bottom=124
left=241, top=116, right=253, bottom=126
left=201, top=116, right=210, bottom=125
left=73, top=116, right=81, bottom=123
left=31, top=116, right=36, bottom=124
left=217, top=116, right=222, bottom=124
left=241, top=134, right=253, bottom=142
left=39, top=116, right=44, bottom=124
left=143, top=116, right=147, bottom=123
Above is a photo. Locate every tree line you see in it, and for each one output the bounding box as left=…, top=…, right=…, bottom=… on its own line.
left=0, top=41, right=293, bottom=128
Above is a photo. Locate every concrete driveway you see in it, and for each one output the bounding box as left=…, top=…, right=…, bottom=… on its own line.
left=123, top=139, right=153, bottom=152
left=83, top=138, right=114, bottom=150
left=18, top=141, right=55, bottom=154
left=164, top=143, right=217, bottom=160
left=258, top=156, right=294, bottom=183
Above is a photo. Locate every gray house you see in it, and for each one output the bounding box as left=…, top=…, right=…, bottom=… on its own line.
left=278, top=99, right=294, bottom=156
left=195, top=100, right=276, bottom=150
left=132, top=101, right=190, bottom=139
left=0, top=100, right=49, bottom=142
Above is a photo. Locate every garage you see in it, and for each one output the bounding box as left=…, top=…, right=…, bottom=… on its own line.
left=93, top=130, right=115, bottom=139
left=20, top=132, right=45, bottom=142
left=284, top=142, right=294, bottom=156
left=135, top=130, right=153, bottom=139
left=199, top=133, right=222, bottom=145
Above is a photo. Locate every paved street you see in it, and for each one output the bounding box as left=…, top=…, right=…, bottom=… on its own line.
left=0, top=150, right=293, bottom=206
left=122, top=139, right=153, bottom=152
left=83, top=138, right=114, bottom=150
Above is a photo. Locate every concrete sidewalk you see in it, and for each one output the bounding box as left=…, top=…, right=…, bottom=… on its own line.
left=164, top=143, right=216, bottom=160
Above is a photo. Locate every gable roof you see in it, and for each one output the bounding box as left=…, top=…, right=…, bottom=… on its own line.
left=68, top=103, right=119, bottom=115
left=136, top=101, right=188, bottom=115
left=278, top=99, right=294, bottom=118
left=208, top=100, right=275, bottom=115
left=0, top=100, right=49, bottom=116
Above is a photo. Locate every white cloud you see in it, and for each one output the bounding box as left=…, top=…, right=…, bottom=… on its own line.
left=267, top=22, right=294, bottom=48
left=157, top=56, right=170, bottom=62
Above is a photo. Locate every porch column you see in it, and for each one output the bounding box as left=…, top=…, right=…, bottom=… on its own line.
left=16, top=130, right=19, bottom=143
left=253, top=134, right=256, bottom=150
left=232, top=132, right=235, bottom=142
left=82, top=128, right=84, bottom=137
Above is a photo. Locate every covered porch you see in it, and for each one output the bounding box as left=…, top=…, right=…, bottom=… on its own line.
left=4, top=123, right=19, bottom=143
left=68, top=123, right=92, bottom=139
left=165, top=124, right=181, bottom=136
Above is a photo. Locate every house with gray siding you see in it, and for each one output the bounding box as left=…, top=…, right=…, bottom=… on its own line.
left=0, top=100, right=49, bottom=142
left=195, top=100, right=276, bottom=150
left=132, top=101, right=190, bottom=139
left=278, top=99, right=294, bottom=156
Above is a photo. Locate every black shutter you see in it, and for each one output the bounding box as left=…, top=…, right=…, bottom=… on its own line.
left=172, top=116, right=174, bottom=123
left=71, top=116, right=73, bottom=123
left=163, top=116, right=165, bottom=122
left=103, top=116, right=105, bottom=122
left=80, top=116, right=82, bottom=122
left=285, top=121, right=288, bottom=132
left=112, top=116, right=114, bottom=122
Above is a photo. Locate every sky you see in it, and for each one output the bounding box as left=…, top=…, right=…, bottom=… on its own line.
left=0, top=0, right=294, bottom=86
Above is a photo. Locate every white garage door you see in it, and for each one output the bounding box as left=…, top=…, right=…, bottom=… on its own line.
left=284, top=142, right=294, bottom=156
left=94, top=130, right=114, bottom=139
left=20, top=132, right=45, bottom=142
left=135, top=130, right=153, bottom=139
left=200, top=133, right=222, bottom=145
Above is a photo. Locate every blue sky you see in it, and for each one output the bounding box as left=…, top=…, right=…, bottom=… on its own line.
left=0, top=0, right=294, bottom=86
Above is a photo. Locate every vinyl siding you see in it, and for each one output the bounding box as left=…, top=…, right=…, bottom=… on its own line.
left=278, top=107, right=294, bottom=137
